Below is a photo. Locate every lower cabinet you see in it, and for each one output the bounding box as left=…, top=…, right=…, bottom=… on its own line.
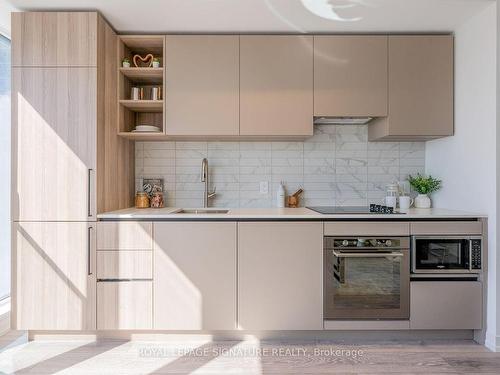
left=13, top=222, right=96, bottom=330
left=97, top=281, right=152, bottom=329
left=238, top=222, right=323, bottom=330
left=96, top=221, right=153, bottom=329
left=410, top=281, right=482, bottom=329
left=153, top=222, right=237, bottom=330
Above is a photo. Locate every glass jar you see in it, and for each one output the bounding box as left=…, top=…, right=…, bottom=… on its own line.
left=385, top=183, right=399, bottom=209
left=386, top=183, right=399, bottom=197
left=135, top=192, right=150, bottom=208
left=150, top=191, right=164, bottom=208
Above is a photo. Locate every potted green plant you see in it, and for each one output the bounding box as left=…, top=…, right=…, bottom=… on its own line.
left=152, top=57, right=160, bottom=68
left=408, top=174, right=442, bottom=208
left=122, top=57, right=130, bottom=68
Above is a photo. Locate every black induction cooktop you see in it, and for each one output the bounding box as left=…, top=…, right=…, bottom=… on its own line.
left=307, top=206, right=404, bottom=215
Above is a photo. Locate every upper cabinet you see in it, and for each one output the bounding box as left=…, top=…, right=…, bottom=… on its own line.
left=165, top=35, right=239, bottom=136
left=369, top=35, right=454, bottom=141
left=240, top=35, right=313, bottom=136
left=314, top=36, right=388, bottom=117
left=118, top=33, right=452, bottom=141
left=12, top=12, right=97, bottom=67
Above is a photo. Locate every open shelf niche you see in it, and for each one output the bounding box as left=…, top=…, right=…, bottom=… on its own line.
left=117, top=35, right=166, bottom=139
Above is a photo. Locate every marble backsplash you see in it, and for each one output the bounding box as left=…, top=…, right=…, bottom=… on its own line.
left=135, top=125, right=426, bottom=208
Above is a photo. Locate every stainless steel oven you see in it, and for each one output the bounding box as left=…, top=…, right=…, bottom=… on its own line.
left=412, top=236, right=482, bottom=274
left=324, top=237, right=410, bottom=320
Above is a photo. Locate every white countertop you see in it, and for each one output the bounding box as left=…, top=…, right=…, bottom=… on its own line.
left=97, top=207, right=487, bottom=220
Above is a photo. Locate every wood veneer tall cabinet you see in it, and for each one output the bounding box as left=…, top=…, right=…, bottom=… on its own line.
left=369, top=35, right=454, bottom=141
left=11, top=12, right=134, bottom=330
left=240, top=35, right=313, bottom=136
left=238, top=222, right=323, bottom=330
left=13, top=222, right=96, bottom=330
left=165, top=35, right=239, bottom=136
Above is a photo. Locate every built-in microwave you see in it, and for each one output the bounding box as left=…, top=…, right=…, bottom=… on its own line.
left=411, top=236, right=482, bottom=274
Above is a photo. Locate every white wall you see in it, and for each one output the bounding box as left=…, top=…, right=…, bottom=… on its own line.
left=425, top=3, right=497, bottom=350
left=0, top=2, right=15, bottom=37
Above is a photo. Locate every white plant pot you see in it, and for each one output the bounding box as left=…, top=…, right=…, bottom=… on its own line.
left=122, top=61, right=130, bottom=68
left=152, top=61, right=160, bottom=68
left=415, top=194, right=431, bottom=208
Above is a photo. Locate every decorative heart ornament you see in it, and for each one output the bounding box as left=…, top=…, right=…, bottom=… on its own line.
left=133, top=53, right=154, bottom=67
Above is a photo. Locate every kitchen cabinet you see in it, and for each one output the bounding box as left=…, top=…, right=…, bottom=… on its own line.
left=153, top=222, right=237, bottom=330
left=96, top=222, right=153, bottom=329
left=97, top=251, right=152, bottom=280
left=165, top=35, right=239, bottom=136
left=12, top=67, right=97, bottom=221
left=12, top=12, right=98, bottom=67
left=97, top=281, right=152, bottom=329
left=410, top=221, right=482, bottom=235
left=410, top=281, right=482, bottom=329
left=369, top=35, right=454, bottom=141
left=11, top=13, right=134, bottom=221
left=12, top=222, right=96, bottom=330
left=240, top=35, right=313, bottom=136
left=314, top=36, right=388, bottom=117
left=11, top=12, right=135, bottom=332
left=238, top=222, right=323, bottom=330
left=324, top=221, right=409, bottom=236
left=96, top=222, right=153, bottom=250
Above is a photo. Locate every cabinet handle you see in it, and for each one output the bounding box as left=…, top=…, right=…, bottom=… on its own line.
left=87, top=168, right=93, bottom=217
left=87, top=226, right=93, bottom=276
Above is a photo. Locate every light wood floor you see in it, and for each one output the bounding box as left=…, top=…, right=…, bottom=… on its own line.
left=1, top=331, right=500, bottom=374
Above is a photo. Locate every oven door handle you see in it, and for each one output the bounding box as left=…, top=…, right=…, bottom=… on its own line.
left=332, top=250, right=405, bottom=258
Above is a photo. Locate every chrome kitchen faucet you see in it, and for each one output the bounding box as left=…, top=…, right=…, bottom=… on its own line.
left=201, top=158, right=216, bottom=208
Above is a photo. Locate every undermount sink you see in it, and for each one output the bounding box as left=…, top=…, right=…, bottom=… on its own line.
left=174, top=209, right=229, bottom=214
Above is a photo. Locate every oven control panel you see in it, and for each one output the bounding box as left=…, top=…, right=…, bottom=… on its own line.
left=327, top=237, right=405, bottom=249
left=471, top=239, right=482, bottom=270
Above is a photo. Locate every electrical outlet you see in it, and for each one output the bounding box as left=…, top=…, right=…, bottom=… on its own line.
left=259, top=181, right=269, bottom=194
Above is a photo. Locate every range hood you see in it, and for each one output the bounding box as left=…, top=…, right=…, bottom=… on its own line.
left=313, top=116, right=374, bottom=125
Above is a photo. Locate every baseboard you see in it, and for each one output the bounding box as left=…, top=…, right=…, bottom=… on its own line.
left=484, top=334, right=500, bottom=352
left=28, top=329, right=474, bottom=342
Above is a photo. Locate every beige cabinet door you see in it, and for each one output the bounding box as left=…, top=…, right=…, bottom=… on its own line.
left=240, top=35, right=313, bottom=136
left=13, top=222, right=96, bottom=330
left=97, top=281, right=152, bottom=330
left=12, top=67, right=96, bottom=221
left=12, top=12, right=97, bottom=67
left=238, top=222, right=323, bottom=330
left=369, top=35, right=453, bottom=140
left=410, top=281, right=482, bottom=329
left=387, top=35, right=453, bottom=137
left=314, top=36, right=388, bottom=117
left=154, top=222, right=237, bottom=330
left=165, top=35, right=239, bottom=136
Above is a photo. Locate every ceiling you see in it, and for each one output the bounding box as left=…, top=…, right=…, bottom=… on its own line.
left=6, top=0, right=495, bottom=33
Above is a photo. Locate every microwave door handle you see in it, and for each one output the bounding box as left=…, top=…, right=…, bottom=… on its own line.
left=468, top=239, right=473, bottom=271
left=332, top=250, right=405, bottom=258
